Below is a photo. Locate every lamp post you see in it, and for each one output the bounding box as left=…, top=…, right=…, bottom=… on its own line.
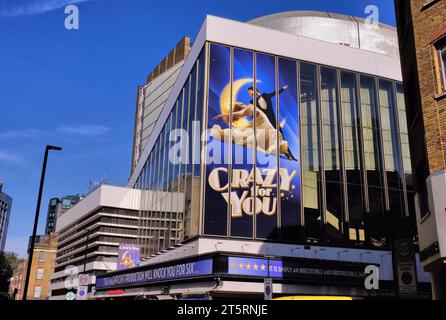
left=23, top=145, right=62, bottom=300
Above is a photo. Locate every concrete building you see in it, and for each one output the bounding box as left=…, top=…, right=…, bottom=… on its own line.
left=0, top=182, right=12, bottom=252
left=394, top=0, right=446, bottom=299
left=94, top=12, right=432, bottom=299
left=131, top=36, right=191, bottom=173
left=45, top=195, right=82, bottom=235
left=49, top=184, right=182, bottom=300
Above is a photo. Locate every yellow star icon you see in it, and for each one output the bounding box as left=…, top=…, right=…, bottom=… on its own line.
left=261, top=264, right=266, bottom=271
left=246, top=263, right=251, bottom=270
left=231, top=262, right=237, bottom=269
left=254, top=264, right=259, bottom=270
left=292, top=184, right=296, bottom=190
left=239, top=263, right=244, bottom=269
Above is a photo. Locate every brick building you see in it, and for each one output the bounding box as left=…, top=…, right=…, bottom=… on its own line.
left=9, top=234, right=58, bottom=299
left=394, top=0, right=446, bottom=299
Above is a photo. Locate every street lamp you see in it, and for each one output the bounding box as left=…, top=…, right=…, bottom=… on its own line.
left=22, top=145, right=62, bottom=300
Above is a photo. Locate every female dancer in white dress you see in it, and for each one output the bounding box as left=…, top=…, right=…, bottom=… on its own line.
left=210, top=102, right=295, bottom=160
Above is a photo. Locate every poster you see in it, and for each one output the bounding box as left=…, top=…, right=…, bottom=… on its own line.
left=204, top=43, right=301, bottom=241
left=117, top=244, right=140, bottom=270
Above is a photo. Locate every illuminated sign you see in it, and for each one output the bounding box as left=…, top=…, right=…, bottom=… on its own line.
left=228, top=257, right=368, bottom=282
left=96, top=259, right=213, bottom=289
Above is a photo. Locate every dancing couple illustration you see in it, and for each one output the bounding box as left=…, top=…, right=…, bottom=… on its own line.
left=210, top=83, right=298, bottom=161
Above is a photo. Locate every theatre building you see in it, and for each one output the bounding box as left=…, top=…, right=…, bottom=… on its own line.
left=94, top=11, right=431, bottom=299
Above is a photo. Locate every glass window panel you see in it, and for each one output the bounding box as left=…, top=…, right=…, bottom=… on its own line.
left=320, top=67, right=344, bottom=240
left=188, top=65, right=197, bottom=176
left=441, top=47, right=446, bottom=88
left=230, top=48, right=254, bottom=238
left=203, top=43, right=230, bottom=236
left=183, top=68, right=196, bottom=242
left=162, top=115, right=172, bottom=249
left=194, top=50, right=205, bottom=176
left=175, top=92, right=185, bottom=242
left=255, top=53, right=278, bottom=240
left=379, top=80, right=404, bottom=218
left=278, top=58, right=302, bottom=241
left=300, top=63, right=323, bottom=241
left=340, top=72, right=364, bottom=227
left=360, top=76, right=386, bottom=247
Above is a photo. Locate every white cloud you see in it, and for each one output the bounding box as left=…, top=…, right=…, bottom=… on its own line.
left=0, top=0, right=91, bottom=17
left=56, top=124, right=110, bottom=136
left=0, top=150, right=23, bottom=164
left=0, top=129, right=41, bottom=139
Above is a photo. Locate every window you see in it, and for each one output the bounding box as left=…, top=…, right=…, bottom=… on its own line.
left=38, top=251, right=45, bottom=262
left=33, top=286, right=41, bottom=298
left=300, top=62, right=323, bottom=241
left=36, top=268, right=44, bottom=280
left=439, top=44, right=446, bottom=91
left=62, top=199, right=71, bottom=208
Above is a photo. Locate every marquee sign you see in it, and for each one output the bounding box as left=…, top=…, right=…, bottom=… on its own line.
left=228, top=256, right=369, bottom=284
left=96, top=259, right=213, bottom=290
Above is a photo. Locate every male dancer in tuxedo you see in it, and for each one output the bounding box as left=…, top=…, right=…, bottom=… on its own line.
left=247, top=85, right=298, bottom=161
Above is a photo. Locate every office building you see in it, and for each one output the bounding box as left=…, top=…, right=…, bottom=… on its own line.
left=48, top=185, right=181, bottom=300
left=94, top=11, right=431, bottom=299
left=0, top=182, right=12, bottom=252
left=394, top=0, right=446, bottom=299
left=45, top=195, right=82, bottom=235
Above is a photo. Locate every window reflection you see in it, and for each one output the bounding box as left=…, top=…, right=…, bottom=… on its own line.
left=321, top=67, right=344, bottom=241
left=360, top=76, right=386, bottom=247
left=300, top=63, right=322, bottom=241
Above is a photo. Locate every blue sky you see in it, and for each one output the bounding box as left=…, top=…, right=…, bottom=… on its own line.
left=0, top=0, right=396, bottom=257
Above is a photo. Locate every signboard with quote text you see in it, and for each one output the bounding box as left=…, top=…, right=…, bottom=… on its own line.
left=96, top=258, right=213, bottom=290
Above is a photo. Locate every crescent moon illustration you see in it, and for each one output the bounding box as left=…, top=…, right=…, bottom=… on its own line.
left=219, top=78, right=258, bottom=128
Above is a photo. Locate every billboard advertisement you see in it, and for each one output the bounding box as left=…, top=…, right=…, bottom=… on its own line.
left=204, top=43, right=301, bottom=241
left=117, top=244, right=140, bottom=270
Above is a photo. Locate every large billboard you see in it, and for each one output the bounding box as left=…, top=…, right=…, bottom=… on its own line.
left=204, top=43, right=301, bottom=241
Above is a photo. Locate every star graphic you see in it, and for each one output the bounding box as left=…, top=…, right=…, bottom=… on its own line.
left=254, top=264, right=259, bottom=270
left=246, top=264, right=251, bottom=270
left=292, top=184, right=296, bottom=190
left=231, top=262, right=237, bottom=269
left=239, top=263, right=244, bottom=269
left=281, top=192, right=285, bottom=198
left=261, top=264, right=266, bottom=271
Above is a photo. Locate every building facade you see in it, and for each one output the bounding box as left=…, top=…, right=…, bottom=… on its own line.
left=0, top=182, right=12, bottom=252
left=10, top=234, right=57, bottom=300
left=8, top=260, right=26, bottom=300
left=49, top=185, right=172, bottom=300
left=394, top=0, right=446, bottom=299
left=45, top=195, right=82, bottom=235
left=131, top=37, right=191, bottom=173
left=96, top=12, right=431, bottom=299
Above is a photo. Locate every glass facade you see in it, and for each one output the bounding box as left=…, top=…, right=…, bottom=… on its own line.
left=136, top=49, right=206, bottom=257
left=135, top=42, right=416, bottom=257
